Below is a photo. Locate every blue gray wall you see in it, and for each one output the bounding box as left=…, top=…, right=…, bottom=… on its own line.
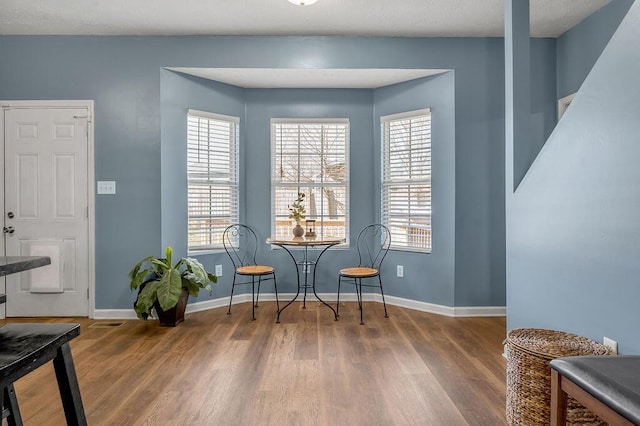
left=160, top=70, right=245, bottom=259
left=0, top=36, right=513, bottom=310
left=507, top=1, right=640, bottom=353
left=556, top=0, right=635, bottom=99
left=374, top=72, right=456, bottom=305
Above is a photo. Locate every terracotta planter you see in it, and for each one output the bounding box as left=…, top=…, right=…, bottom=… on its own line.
left=153, top=288, right=189, bottom=327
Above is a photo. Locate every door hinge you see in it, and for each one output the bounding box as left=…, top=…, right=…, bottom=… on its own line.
left=87, top=288, right=90, bottom=300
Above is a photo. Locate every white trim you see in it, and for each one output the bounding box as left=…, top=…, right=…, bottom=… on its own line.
left=271, top=117, right=350, bottom=124
left=0, top=100, right=95, bottom=319
left=380, top=108, right=431, bottom=123
left=187, top=108, right=240, bottom=123
left=0, top=108, right=5, bottom=319
left=558, top=92, right=576, bottom=120
left=93, top=293, right=505, bottom=320
left=452, top=305, right=507, bottom=317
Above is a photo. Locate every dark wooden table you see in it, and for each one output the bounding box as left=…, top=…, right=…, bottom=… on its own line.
left=0, top=255, right=86, bottom=425
left=0, top=256, right=51, bottom=304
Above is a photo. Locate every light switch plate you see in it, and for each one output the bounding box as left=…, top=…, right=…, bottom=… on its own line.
left=97, top=181, right=116, bottom=195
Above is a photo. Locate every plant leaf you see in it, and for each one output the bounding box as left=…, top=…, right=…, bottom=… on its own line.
left=128, top=256, right=155, bottom=281
left=165, top=246, right=173, bottom=267
left=183, top=258, right=209, bottom=283
left=157, top=267, right=182, bottom=311
left=130, top=268, right=155, bottom=290
left=182, top=277, right=200, bottom=297
left=134, top=281, right=159, bottom=320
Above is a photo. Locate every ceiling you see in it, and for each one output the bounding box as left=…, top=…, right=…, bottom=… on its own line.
left=0, top=0, right=610, bottom=38
left=168, top=68, right=450, bottom=89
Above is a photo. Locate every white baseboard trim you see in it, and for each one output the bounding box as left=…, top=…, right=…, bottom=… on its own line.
left=93, top=293, right=505, bottom=320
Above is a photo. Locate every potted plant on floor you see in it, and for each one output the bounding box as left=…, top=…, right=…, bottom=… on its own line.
left=128, top=246, right=217, bottom=326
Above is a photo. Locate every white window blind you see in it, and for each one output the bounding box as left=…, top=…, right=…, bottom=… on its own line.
left=187, top=109, right=239, bottom=251
left=381, top=109, right=431, bottom=253
left=271, top=119, right=349, bottom=242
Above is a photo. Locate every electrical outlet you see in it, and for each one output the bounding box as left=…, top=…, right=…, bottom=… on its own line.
left=397, top=265, right=404, bottom=278
left=96, top=180, right=116, bottom=194
left=215, top=264, right=222, bottom=276
left=603, top=337, right=618, bottom=354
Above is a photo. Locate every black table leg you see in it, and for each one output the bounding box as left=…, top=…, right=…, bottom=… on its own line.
left=52, top=343, right=87, bottom=426
left=3, top=384, right=23, bottom=426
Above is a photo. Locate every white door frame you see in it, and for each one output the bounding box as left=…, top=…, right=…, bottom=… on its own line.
left=1, top=100, right=96, bottom=318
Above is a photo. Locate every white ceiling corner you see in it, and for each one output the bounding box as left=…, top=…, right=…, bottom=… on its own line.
left=167, top=68, right=450, bottom=89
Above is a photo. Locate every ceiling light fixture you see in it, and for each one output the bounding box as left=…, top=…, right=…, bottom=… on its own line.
left=288, top=0, right=318, bottom=5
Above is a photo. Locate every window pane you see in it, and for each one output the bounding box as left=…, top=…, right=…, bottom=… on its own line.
left=272, top=121, right=349, bottom=242
left=382, top=110, right=431, bottom=252
left=187, top=111, right=239, bottom=251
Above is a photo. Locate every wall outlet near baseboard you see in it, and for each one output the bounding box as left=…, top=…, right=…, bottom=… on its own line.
left=215, top=264, right=222, bottom=277
left=397, top=265, right=404, bottom=278
left=603, top=337, right=618, bottom=354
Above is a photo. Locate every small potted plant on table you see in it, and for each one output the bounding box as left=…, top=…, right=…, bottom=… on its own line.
left=288, top=192, right=306, bottom=238
left=128, top=246, right=216, bottom=326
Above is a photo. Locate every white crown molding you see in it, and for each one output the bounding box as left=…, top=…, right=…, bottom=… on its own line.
left=93, top=293, right=505, bottom=320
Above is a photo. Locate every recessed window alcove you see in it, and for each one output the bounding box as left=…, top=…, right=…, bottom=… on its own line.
left=160, top=67, right=457, bottom=311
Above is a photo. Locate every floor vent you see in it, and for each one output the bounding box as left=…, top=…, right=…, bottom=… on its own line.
left=88, top=321, right=124, bottom=328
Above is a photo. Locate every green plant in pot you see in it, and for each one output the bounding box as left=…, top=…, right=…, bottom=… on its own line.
left=288, top=192, right=306, bottom=238
left=128, top=246, right=217, bottom=326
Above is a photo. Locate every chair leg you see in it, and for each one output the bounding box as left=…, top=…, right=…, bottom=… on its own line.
left=227, top=274, right=237, bottom=315
left=336, top=275, right=342, bottom=317
left=52, top=343, right=87, bottom=426
left=3, top=384, right=23, bottom=426
left=357, top=279, right=364, bottom=325
left=273, top=273, right=280, bottom=312
left=255, top=276, right=261, bottom=307
left=251, top=276, right=256, bottom=321
left=378, top=275, right=389, bottom=318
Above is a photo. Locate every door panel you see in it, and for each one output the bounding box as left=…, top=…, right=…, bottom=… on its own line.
left=4, top=107, right=89, bottom=317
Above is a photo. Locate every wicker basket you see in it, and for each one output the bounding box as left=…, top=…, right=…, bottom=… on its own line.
left=506, top=328, right=612, bottom=426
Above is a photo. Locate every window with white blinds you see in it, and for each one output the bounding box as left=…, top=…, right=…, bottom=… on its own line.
left=187, top=109, right=239, bottom=252
left=271, top=119, right=349, bottom=242
left=381, top=109, right=432, bottom=253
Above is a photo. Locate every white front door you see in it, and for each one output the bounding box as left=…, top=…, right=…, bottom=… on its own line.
left=2, top=103, right=93, bottom=317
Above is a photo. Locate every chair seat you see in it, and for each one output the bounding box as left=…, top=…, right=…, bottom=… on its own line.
left=237, top=265, right=274, bottom=275
left=340, top=267, right=379, bottom=278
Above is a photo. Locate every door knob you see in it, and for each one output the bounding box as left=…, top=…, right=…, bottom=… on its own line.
left=7, top=212, right=14, bottom=219
left=3, top=226, right=14, bottom=234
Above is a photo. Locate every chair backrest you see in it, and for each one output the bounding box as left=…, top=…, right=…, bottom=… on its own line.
left=355, top=224, right=391, bottom=270
left=223, top=224, right=260, bottom=269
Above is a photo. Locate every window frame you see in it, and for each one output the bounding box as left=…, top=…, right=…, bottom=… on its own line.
left=381, top=108, right=432, bottom=253
left=187, top=109, right=240, bottom=254
left=270, top=118, right=350, bottom=246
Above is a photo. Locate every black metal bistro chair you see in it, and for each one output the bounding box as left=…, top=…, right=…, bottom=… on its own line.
left=223, top=224, right=280, bottom=321
left=336, top=224, right=391, bottom=325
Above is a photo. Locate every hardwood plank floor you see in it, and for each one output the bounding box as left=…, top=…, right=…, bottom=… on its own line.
left=1, top=302, right=507, bottom=425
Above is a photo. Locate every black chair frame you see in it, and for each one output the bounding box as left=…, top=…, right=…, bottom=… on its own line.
left=223, top=224, right=280, bottom=320
left=336, top=224, right=391, bottom=325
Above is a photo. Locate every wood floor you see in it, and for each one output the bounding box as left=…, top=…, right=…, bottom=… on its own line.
left=1, top=302, right=507, bottom=425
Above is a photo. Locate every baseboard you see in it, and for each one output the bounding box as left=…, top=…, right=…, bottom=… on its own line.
left=93, top=293, right=505, bottom=320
